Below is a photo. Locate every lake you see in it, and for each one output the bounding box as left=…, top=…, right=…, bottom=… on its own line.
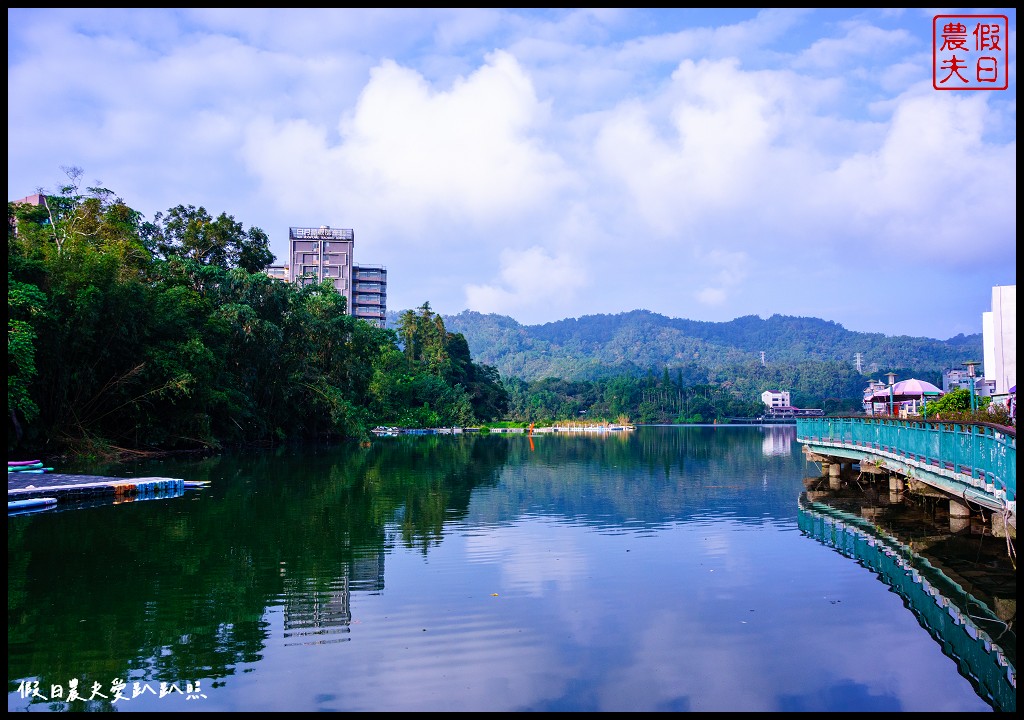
left=7, top=425, right=1013, bottom=712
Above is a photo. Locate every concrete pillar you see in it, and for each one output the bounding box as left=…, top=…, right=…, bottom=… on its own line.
left=829, top=462, right=842, bottom=490
left=883, top=470, right=899, bottom=506
left=949, top=499, right=971, bottom=533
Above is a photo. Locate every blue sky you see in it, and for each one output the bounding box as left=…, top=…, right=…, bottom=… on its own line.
left=8, top=8, right=1016, bottom=340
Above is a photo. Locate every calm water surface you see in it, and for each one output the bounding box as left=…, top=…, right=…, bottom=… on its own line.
left=8, top=426, right=1008, bottom=711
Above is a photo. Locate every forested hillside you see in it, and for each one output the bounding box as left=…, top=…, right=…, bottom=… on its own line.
left=374, top=307, right=982, bottom=423
left=425, top=309, right=981, bottom=382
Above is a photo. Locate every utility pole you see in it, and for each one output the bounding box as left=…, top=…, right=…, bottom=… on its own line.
left=760, top=351, right=766, bottom=367
left=854, top=353, right=863, bottom=373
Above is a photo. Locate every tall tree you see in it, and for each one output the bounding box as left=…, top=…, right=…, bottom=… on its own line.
left=150, top=205, right=273, bottom=273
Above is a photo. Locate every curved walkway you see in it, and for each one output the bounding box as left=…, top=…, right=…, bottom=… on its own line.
left=796, top=417, right=1015, bottom=530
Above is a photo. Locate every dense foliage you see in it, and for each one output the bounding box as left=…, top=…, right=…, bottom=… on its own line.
left=438, top=309, right=981, bottom=382
left=921, top=387, right=1013, bottom=426
left=7, top=170, right=508, bottom=458
left=499, top=359, right=869, bottom=425
left=418, top=307, right=981, bottom=426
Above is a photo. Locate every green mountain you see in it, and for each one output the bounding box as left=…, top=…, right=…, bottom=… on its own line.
left=390, top=309, right=982, bottom=383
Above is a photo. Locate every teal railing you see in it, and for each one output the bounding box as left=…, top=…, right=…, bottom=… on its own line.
left=795, top=417, right=1016, bottom=504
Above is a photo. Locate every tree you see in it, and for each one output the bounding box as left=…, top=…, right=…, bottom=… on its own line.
left=7, top=275, right=47, bottom=444
left=35, top=165, right=86, bottom=256
left=926, top=388, right=971, bottom=415
left=398, top=308, right=419, bottom=363
left=238, top=226, right=275, bottom=273
left=464, top=362, right=510, bottom=422
left=149, top=205, right=273, bottom=273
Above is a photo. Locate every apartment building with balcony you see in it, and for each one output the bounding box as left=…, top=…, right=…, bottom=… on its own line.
left=351, top=265, right=388, bottom=328
left=264, top=264, right=290, bottom=282
left=266, top=226, right=387, bottom=328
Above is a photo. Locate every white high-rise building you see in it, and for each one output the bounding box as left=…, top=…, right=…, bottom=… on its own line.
left=984, top=285, right=1015, bottom=398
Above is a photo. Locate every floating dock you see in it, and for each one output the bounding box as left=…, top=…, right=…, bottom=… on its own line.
left=8, top=473, right=199, bottom=513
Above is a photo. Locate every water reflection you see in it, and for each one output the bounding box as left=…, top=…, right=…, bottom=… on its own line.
left=8, top=436, right=512, bottom=708
left=7, top=427, right=1004, bottom=712
left=762, top=425, right=796, bottom=456
left=798, top=494, right=1016, bottom=712
left=464, top=425, right=802, bottom=530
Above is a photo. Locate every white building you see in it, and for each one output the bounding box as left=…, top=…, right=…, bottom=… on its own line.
left=761, top=390, right=790, bottom=409
left=984, top=284, right=1016, bottom=398
left=943, top=368, right=995, bottom=398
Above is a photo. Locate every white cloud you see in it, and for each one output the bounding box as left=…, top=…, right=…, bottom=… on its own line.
left=694, top=250, right=751, bottom=307
left=822, top=89, right=1016, bottom=265
left=465, top=245, right=588, bottom=317
left=243, top=50, right=574, bottom=240
left=793, top=23, right=913, bottom=71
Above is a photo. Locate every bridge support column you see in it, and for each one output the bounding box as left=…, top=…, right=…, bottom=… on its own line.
left=828, top=462, right=842, bottom=490
left=883, top=473, right=902, bottom=503
left=948, top=499, right=971, bottom=533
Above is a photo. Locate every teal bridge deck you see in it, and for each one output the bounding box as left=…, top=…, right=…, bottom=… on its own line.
left=795, top=417, right=1016, bottom=525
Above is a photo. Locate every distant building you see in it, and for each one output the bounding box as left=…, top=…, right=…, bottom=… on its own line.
left=351, top=264, right=387, bottom=328
left=862, top=378, right=888, bottom=415
left=977, top=378, right=997, bottom=397
left=265, top=264, right=289, bottom=282
left=290, top=225, right=355, bottom=292
left=943, top=368, right=995, bottom=398
left=943, top=368, right=969, bottom=393
left=8, top=193, right=47, bottom=236
left=761, top=390, right=790, bottom=409
left=12, top=193, right=46, bottom=207
left=984, top=284, right=1015, bottom=400
left=266, top=226, right=387, bottom=329
left=761, top=390, right=822, bottom=417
